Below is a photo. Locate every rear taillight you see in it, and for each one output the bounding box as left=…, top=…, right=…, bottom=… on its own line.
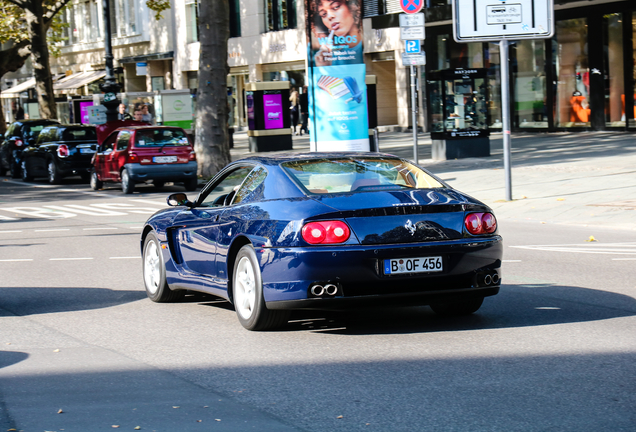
left=57, top=144, right=69, bottom=157
left=301, top=221, right=351, bottom=244
left=464, top=212, right=497, bottom=235
left=128, top=152, right=139, bottom=162
left=14, top=139, right=23, bottom=147
left=189, top=150, right=197, bottom=161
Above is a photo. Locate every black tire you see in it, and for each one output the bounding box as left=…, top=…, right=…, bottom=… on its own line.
left=430, top=297, right=484, bottom=317
left=232, top=244, right=289, bottom=331
left=121, top=168, right=134, bottom=194
left=184, top=177, right=198, bottom=191
left=47, top=159, right=62, bottom=184
left=21, top=160, right=33, bottom=182
left=142, top=231, right=184, bottom=302
left=10, top=158, right=20, bottom=179
left=153, top=180, right=165, bottom=189
left=90, top=170, right=103, bottom=190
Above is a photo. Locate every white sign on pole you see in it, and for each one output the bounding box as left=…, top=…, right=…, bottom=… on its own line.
left=452, top=0, right=554, bottom=42
left=402, top=52, right=426, bottom=66
left=399, top=13, right=425, bottom=41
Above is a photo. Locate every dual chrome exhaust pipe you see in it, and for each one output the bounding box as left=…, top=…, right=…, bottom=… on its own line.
left=310, top=283, right=338, bottom=297
left=483, top=272, right=500, bottom=286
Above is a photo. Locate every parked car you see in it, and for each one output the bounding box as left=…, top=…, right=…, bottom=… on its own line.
left=91, top=125, right=198, bottom=194
left=0, top=119, right=60, bottom=177
left=140, top=153, right=503, bottom=331
left=21, top=125, right=98, bottom=184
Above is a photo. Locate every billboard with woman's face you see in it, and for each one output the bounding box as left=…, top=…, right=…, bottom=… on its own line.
left=306, top=0, right=369, bottom=151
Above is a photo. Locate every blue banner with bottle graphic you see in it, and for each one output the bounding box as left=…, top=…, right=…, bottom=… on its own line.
left=306, top=0, right=370, bottom=152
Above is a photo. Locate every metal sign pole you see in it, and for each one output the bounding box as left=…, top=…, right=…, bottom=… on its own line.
left=410, top=65, right=419, bottom=163
left=500, top=39, right=512, bottom=201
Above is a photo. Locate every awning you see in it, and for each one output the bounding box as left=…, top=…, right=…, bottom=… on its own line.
left=0, top=78, right=36, bottom=99
left=53, top=70, right=106, bottom=93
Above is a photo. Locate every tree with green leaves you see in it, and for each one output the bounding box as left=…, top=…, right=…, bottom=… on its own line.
left=1, top=0, right=71, bottom=125
left=147, top=0, right=231, bottom=178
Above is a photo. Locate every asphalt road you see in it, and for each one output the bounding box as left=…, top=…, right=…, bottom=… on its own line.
left=1, top=178, right=635, bottom=431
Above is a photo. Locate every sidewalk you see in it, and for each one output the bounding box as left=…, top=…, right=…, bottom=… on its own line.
left=230, top=130, right=636, bottom=231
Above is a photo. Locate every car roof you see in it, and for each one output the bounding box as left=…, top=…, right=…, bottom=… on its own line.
left=235, top=152, right=402, bottom=167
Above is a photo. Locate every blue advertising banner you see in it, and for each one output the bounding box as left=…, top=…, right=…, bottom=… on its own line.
left=306, top=0, right=369, bottom=152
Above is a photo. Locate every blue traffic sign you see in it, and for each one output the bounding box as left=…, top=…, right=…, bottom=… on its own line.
left=400, top=0, right=424, bottom=14
left=405, top=40, right=421, bottom=54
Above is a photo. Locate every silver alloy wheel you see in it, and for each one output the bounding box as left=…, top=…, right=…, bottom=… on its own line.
left=234, top=256, right=256, bottom=320
left=143, top=240, right=161, bottom=295
left=122, top=170, right=129, bottom=190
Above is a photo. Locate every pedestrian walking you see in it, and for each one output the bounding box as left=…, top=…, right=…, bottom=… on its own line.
left=290, top=87, right=300, bottom=135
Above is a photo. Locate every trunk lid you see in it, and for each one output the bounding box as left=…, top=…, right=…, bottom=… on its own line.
left=313, top=189, right=471, bottom=244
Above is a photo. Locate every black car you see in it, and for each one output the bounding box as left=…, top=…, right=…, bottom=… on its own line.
left=0, top=119, right=60, bottom=178
left=21, top=125, right=98, bottom=184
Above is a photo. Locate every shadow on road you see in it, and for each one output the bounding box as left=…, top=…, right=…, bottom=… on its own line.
left=0, top=287, right=146, bottom=316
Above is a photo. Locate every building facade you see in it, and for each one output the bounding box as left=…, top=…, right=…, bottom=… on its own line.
left=2, top=0, right=635, bottom=135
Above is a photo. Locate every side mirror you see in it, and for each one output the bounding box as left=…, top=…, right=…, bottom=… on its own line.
left=167, top=193, right=193, bottom=208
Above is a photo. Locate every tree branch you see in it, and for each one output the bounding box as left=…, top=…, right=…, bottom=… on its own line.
left=0, top=39, right=31, bottom=76
left=43, top=0, right=72, bottom=24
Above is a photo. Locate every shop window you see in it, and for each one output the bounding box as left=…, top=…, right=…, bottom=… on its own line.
left=513, top=40, right=548, bottom=128
left=185, top=0, right=199, bottom=43
left=553, top=18, right=589, bottom=128
left=265, top=0, right=296, bottom=32
left=632, top=12, right=636, bottom=128
left=603, top=13, right=625, bottom=127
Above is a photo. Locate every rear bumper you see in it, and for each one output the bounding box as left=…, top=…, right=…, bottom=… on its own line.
left=259, top=236, right=503, bottom=308
left=125, top=161, right=198, bottom=182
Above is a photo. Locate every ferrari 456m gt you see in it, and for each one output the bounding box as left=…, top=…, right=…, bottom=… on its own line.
left=141, top=153, right=502, bottom=330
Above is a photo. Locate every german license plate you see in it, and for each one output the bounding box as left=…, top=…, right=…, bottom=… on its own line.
left=384, top=256, right=443, bottom=275
left=79, top=148, right=95, bottom=154
left=153, top=156, right=177, bottom=163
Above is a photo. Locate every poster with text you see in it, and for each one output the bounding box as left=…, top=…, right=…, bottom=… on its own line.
left=306, top=0, right=369, bottom=151
left=263, top=93, right=284, bottom=129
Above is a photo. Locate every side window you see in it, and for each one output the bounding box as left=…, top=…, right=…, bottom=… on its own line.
left=36, top=128, right=51, bottom=144
left=100, top=133, right=117, bottom=153
left=199, top=166, right=254, bottom=207
left=116, top=131, right=132, bottom=151
left=233, top=166, right=267, bottom=204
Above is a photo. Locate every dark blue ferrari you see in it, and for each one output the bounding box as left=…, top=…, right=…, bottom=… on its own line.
left=141, top=153, right=502, bottom=330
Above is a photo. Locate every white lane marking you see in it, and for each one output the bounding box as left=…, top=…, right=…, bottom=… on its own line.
left=0, top=215, right=19, bottom=221
left=83, top=227, right=118, bottom=231
left=50, top=257, right=94, bottom=261
left=109, top=256, right=141, bottom=259
left=34, top=229, right=71, bottom=232
left=511, top=243, right=636, bottom=255
left=535, top=307, right=561, bottom=310
left=58, top=188, right=115, bottom=198
left=612, top=258, right=636, bottom=261
left=91, top=203, right=157, bottom=214
left=503, top=260, right=521, bottom=262
left=45, top=205, right=127, bottom=216
left=0, top=259, right=34, bottom=262
left=2, top=207, right=76, bottom=218
left=128, top=226, right=144, bottom=229
left=0, top=230, right=22, bottom=233
left=130, top=199, right=168, bottom=206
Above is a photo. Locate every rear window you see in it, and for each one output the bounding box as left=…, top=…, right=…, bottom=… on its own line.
left=24, top=125, right=46, bottom=139
left=62, top=128, right=97, bottom=141
left=282, top=157, right=443, bottom=194
left=134, top=129, right=190, bottom=147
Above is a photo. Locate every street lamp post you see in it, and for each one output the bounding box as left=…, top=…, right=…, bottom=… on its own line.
left=100, top=0, right=121, bottom=122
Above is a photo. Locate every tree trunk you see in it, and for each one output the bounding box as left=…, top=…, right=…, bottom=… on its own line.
left=25, top=4, right=56, bottom=120
left=0, top=40, right=31, bottom=134
left=194, top=0, right=231, bottom=178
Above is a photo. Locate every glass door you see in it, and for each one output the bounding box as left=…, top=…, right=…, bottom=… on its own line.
left=603, top=13, right=625, bottom=127
left=554, top=18, right=590, bottom=128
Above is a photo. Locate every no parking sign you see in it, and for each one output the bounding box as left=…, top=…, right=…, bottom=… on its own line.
left=400, top=0, right=424, bottom=14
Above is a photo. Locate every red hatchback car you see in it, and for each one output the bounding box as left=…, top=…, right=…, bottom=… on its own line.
left=91, top=126, right=198, bottom=194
